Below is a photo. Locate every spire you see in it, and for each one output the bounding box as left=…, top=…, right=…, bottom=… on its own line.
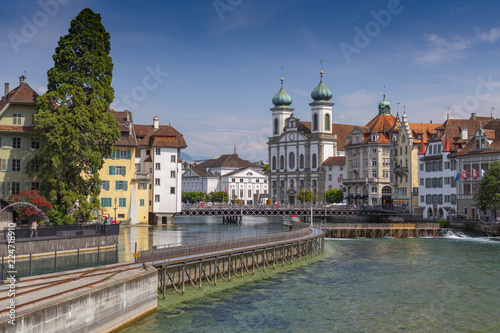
left=311, top=61, right=332, bottom=103
left=272, top=75, right=292, bottom=108
left=442, top=133, right=451, bottom=152
left=378, top=93, right=391, bottom=115
left=418, top=135, right=427, bottom=155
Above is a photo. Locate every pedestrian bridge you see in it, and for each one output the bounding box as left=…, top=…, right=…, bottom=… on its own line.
left=176, top=205, right=398, bottom=218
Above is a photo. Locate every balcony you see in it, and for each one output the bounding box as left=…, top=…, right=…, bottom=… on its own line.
left=394, top=166, right=408, bottom=175
left=343, top=178, right=368, bottom=184
left=134, top=173, right=151, bottom=181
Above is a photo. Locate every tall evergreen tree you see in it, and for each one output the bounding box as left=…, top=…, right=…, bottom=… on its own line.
left=28, top=8, right=119, bottom=222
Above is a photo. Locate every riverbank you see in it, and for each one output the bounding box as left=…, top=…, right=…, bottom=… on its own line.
left=448, top=221, right=500, bottom=236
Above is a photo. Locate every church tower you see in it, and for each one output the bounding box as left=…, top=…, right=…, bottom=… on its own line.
left=271, top=77, right=293, bottom=137
left=310, top=70, right=334, bottom=134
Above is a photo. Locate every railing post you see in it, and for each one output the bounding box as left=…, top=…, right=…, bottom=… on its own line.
left=115, top=243, right=118, bottom=263
left=29, top=253, right=32, bottom=276
left=77, top=248, right=80, bottom=269
left=1, top=256, right=3, bottom=281
left=97, top=246, right=100, bottom=266
left=54, top=250, right=57, bottom=273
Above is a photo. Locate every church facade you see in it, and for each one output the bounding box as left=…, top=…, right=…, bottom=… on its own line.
left=267, top=72, right=354, bottom=204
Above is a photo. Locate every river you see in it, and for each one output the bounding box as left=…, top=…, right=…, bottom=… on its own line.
left=120, top=218, right=500, bottom=333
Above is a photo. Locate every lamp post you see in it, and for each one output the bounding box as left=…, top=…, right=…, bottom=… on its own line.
left=114, top=197, right=117, bottom=222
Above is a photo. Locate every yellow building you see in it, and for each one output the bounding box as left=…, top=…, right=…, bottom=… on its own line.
left=0, top=76, right=40, bottom=197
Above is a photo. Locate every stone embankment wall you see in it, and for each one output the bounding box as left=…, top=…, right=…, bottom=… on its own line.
left=448, top=221, right=500, bottom=236
left=1, top=266, right=157, bottom=333
left=0, top=234, right=118, bottom=256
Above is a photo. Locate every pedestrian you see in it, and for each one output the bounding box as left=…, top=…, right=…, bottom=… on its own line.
left=30, top=220, right=38, bottom=238
left=103, top=216, right=108, bottom=225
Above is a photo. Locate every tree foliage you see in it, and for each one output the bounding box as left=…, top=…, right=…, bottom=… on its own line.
left=207, top=191, right=229, bottom=202
left=297, top=190, right=312, bottom=203
left=475, top=161, right=500, bottom=212
left=326, top=189, right=344, bottom=203
left=8, top=190, right=53, bottom=224
left=27, top=8, right=119, bottom=221
left=182, top=191, right=207, bottom=204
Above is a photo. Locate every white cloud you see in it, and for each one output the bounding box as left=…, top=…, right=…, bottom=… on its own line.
left=475, top=27, right=500, bottom=44
left=37, top=86, right=47, bottom=94
left=416, top=27, right=500, bottom=66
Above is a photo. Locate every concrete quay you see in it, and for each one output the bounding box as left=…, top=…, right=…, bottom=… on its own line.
left=0, top=263, right=157, bottom=333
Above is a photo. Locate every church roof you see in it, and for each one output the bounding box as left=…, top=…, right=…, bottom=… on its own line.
left=272, top=78, right=292, bottom=108
left=310, top=71, right=332, bottom=103
left=195, top=153, right=259, bottom=170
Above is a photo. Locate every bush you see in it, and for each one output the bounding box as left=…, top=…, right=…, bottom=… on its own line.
left=436, top=218, right=447, bottom=228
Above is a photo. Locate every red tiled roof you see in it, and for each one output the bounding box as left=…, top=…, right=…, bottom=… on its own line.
left=134, top=124, right=187, bottom=148
left=322, top=156, right=346, bottom=164
left=0, top=125, right=34, bottom=133
left=108, top=110, right=138, bottom=147
left=0, top=81, right=39, bottom=112
left=430, top=117, right=493, bottom=151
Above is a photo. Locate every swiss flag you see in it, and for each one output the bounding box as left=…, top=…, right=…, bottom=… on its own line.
left=472, top=169, right=479, bottom=180
left=462, top=170, right=469, bottom=180
left=224, top=186, right=227, bottom=193
left=337, top=176, right=342, bottom=183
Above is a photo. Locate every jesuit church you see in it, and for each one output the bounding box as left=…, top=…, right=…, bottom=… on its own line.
left=267, top=71, right=354, bottom=204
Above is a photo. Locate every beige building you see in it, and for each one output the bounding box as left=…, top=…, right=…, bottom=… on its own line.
left=344, top=96, right=396, bottom=208
left=0, top=76, right=39, bottom=197
left=389, top=113, right=438, bottom=212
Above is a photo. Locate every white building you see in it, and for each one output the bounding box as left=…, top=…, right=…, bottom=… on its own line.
left=135, top=116, right=187, bottom=224
left=418, top=113, right=491, bottom=218
left=267, top=72, right=354, bottom=205
left=182, top=153, right=268, bottom=204
left=322, top=156, right=345, bottom=191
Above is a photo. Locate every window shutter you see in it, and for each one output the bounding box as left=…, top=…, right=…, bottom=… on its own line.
left=122, top=166, right=126, bottom=176
left=3, top=137, right=12, bottom=148
left=106, top=181, right=110, bottom=191
left=124, top=181, right=128, bottom=191
left=112, top=149, right=116, bottom=159
left=7, top=159, right=12, bottom=172
left=1, top=159, right=6, bottom=172
left=127, top=149, right=131, bottom=160
left=109, top=166, right=115, bottom=175
left=115, top=180, right=120, bottom=190
left=21, top=137, right=28, bottom=149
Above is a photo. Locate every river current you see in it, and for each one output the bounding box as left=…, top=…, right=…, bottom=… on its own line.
left=120, top=218, right=500, bottom=333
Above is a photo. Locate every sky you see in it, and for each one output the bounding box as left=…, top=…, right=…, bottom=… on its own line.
left=2, top=0, right=500, bottom=161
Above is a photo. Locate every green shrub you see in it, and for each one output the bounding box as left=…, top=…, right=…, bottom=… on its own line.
left=436, top=218, right=447, bottom=228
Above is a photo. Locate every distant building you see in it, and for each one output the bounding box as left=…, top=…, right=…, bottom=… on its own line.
left=343, top=96, right=396, bottom=208
left=390, top=113, right=438, bottom=213
left=454, top=119, right=500, bottom=220
left=267, top=72, right=354, bottom=205
left=322, top=156, right=345, bottom=192
left=182, top=153, right=268, bottom=204
left=418, top=113, right=492, bottom=218
left=0, top=76, right=39, bottom=197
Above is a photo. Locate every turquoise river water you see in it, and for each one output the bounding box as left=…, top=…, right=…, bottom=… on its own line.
left=120, top=218, right=500, bottom=333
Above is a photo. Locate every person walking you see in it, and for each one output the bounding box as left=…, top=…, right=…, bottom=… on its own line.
left=30, top=221, right=38, bottom=238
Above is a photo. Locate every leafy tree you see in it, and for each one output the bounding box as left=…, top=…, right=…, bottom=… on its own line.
left=475, top=161, right=500, bottom=215
left=182, top=191, right=206, bottom=203
left=326, top=189, right=343, bottom=203
left=27, top=8, right=119, bottom=222
left=8, top=190, right=53, bottom=224
left=263, top=164, right=269, bottom=175
left=207, top=191, right=229, bottom=202
left=297, top=190, right=312, bottom=203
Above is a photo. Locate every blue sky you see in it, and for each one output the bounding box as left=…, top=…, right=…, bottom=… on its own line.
left=2, top=0, right=500, bottom=160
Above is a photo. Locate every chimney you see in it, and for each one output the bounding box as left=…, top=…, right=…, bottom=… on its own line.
left=461, top=127, right=468, bottom=140
left=4, top=83, right=9, bottom=99
left=153, top=116, right=159, bottom=131
left=126, top=110, right=130, bottom=123
left=471, top=113, right=476, bottom=119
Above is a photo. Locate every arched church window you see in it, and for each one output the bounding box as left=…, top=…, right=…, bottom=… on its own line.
left=289, top=152, right=295, bottom=169
left=299, top=154, right=304, bottom=169
left=280, top=155, right=284, bottom=169
left=312, top=153, right=317, bottom=169
left=325, top=114, right=330, bottom=131
left=274, top=118, right=279, bottom=135
left=272, top=156, right=276, bottom=170
left=313, top=113, right=318, bottom=131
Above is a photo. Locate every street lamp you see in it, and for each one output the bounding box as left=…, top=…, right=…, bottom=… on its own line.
left=114, top=197, right=117, bottom=222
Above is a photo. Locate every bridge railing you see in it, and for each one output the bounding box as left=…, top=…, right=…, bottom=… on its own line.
left=138, top=228, right=312, bottom=262
left=314, top=222, right=440, bottom=230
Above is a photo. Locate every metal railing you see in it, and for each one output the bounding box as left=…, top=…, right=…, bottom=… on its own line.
left=139, top=228, right=312, bottom=262
left=0, top=224, right=119, bottom=243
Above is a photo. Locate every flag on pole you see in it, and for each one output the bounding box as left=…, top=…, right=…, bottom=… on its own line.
left=337, top=176, right=342, bottom=183
left=224, top=186, right=227, bottom=193
left=481, top=169, right=486, bottom=177
left=472, top=169, right=479, bottom=180
left=462, top=170, right=469, bottom=180
left=455, top=172, right=461, bottom=181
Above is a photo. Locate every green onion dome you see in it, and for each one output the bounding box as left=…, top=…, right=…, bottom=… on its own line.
left=311, top=71, right=332, bottom=102
left=272, top=78, right=292, bottom=107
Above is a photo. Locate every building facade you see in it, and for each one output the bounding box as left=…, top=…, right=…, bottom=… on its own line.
left=0, top=76, right=40, bottom=197
left=343, top=96, right=396, bottom=208
left=267, top=72, right=354, bottom=205
left=182, top=153, right=268, bottom=204
left=322, top=156, right=345, bottom=192
left=390, top=113, right=438, bottom=212
left=418, top=113, right=492, bottom=218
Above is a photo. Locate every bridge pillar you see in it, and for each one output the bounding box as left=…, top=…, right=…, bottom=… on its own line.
left=154, top=214, right=174, bottom=226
